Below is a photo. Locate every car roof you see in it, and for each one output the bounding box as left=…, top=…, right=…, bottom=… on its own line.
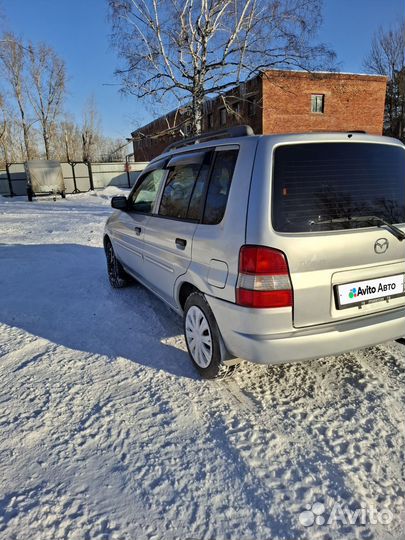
left=148, top=132, right=405, bottom=167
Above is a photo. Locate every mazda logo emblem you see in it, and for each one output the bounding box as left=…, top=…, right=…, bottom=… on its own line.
left=374, top=238, right=389, bottom=254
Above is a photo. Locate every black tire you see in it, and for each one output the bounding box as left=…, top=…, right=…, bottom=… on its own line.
left=104, top=239, right=131, bottom=288
left=61, top=191, right=66, bottom=199
left=183, top=291, right=236, bottom=379
left=27, top=187, right=33, bottom=202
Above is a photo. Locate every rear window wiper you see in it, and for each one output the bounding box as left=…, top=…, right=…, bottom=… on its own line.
left=313, top=215, right=405, bottom=241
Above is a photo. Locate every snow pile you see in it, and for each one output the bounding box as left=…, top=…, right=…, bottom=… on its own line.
left=88, top=186, right=129, bottom=200
left=0, top=194, right=404, bottom=540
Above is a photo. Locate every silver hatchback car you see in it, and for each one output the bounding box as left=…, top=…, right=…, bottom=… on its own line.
left=104, top=127, right=405, bottom=378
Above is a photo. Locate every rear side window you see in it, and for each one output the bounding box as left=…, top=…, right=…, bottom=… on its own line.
left=272, top=142, right=405, bottom=232
left=203, top=149, right=238, bottom=225
left=186, top=159, right=211, bottom=220
left=159, top=163, right=203, bottom=220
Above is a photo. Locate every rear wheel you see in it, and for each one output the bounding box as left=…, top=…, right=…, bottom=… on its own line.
left=184, top=292, right=237, bottom=379
left=27, top=187, right=33, bottom=202
left=105, top=239, right=131, bottom=288
left=61, top=191, right=66, bottom=199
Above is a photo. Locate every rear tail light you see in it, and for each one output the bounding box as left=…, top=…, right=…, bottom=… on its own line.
left=236, top=245, right=293, bottom=308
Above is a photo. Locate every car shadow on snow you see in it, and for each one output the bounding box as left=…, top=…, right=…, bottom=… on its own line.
left=0, top=243, right=198, bottom=379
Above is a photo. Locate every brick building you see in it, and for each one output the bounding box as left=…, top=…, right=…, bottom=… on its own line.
left=131, top=70, right=387, bottom=161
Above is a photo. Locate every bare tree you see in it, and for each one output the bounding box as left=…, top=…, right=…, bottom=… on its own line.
left=109, top=0, right=335, bottom=135
left=0, top=33, right=33, bottom=158
left=0, top=94, right=12, bottom=165
left=0, top=99, right=29, bottom=164
left=81, top=96, right=101, bottom=162
left=97, top=136, right=127, bottom=161
left=51, top=118, right=83, bottom=162
left=27, top=42, right=66, bottom=159
left=0, top=34, right=121, bottom=164
left=364, top=20, right=405, bottom=142
left=0, top=93, right=7, bottom=143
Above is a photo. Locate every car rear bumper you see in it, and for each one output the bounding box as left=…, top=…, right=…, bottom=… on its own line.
left=206, top=296, right=405, bottom=364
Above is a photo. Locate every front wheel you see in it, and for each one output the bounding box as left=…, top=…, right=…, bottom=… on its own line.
left=184, top=292, right=236, bottom=379
left=105, top=239, right=131, bottom=288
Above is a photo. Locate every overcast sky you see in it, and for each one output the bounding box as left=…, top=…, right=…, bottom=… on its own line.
left=2, top=0, right=404, bottom=142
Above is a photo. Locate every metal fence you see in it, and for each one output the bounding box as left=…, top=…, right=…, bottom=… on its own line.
left=0, top=161, right=149, bottom=197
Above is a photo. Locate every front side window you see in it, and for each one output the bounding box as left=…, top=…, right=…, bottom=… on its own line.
left=130, top=169, right=165, bottom=213
left=203, top=149, right=238, bottom=225
left=272, top=142, right=405, bottom=233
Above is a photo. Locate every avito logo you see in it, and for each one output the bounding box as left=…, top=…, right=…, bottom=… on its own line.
left=348, top=282, right=397, bottom=300
left=348, top=288, right=357, bottom=299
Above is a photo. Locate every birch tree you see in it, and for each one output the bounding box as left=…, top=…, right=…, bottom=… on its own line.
left=81, top=96, right=101, bottom=162
left=0, top=33, right=33, bottom=159
left=109, top=0, right=335, bottom=135
left=53, top=119, right=83, bottom=162
left=0, top=93, right=7, bottom=143
left=364, top=20, right=405, bottom=142
left=27, top=43, right=66, bottom=159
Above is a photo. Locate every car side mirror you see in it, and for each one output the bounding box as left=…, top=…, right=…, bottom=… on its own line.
left=111, top=196, right=128, bottom=210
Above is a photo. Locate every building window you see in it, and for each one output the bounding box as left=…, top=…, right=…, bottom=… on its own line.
left=219, top=107, right=227, bottom=126
left=311, top=94, right=325, bottom=113
left=207, top=113, right=214, bottom=129
left=247, top=98, right=255, bottom=117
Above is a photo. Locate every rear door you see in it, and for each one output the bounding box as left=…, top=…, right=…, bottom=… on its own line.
left=263, top=139, right=405, bottom=328
left=141, top=150, right=212, bottom=307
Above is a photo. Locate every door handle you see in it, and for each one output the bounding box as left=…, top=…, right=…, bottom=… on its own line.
left=175, top=238, right=187, bottom=249
left=134, top=226, right=142, bottom=236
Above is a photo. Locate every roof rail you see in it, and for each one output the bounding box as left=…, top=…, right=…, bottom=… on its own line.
left=163, top=125, right=254, bottom=153
left=308, top=130, right=368, bottom=134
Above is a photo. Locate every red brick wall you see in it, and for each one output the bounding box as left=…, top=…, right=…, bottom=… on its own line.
left=261, top=71, right=386, bottom=135
left=132, top=71, right=387, bottom=161
left=132, top=116, right=179, bottom=162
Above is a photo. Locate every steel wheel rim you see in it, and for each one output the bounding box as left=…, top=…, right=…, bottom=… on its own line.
left=185, top=306, right=213, bottom=368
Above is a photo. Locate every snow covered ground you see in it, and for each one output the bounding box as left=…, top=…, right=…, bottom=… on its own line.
left=0, top=190, right=404, bottom=540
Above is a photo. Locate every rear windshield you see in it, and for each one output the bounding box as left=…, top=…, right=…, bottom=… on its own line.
left=272, top=142, right=405, bottom=232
